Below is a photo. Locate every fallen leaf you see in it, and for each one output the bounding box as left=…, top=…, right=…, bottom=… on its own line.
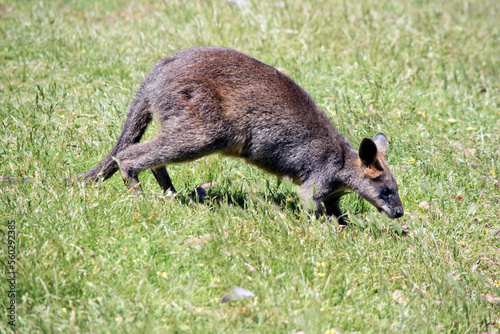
left=435, top=207, right=443, bottom=217
left=245, top=263, right=256, bottom=272
left=484, top=293, right=500, bottom=303
left=403, top=212, right=417, bottom=219
left=185, top=302, right=209, bottom=314
left=418, top=201, right=430, bottom=209
left=392, top=290, right=407, bottom=305
left=188, top=234, right=210, bottom=246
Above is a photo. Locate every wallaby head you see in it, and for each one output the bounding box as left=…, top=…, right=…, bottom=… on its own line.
left=78, top=47, right=404, bottom=225
left=349, top=133, right=404, bottom=219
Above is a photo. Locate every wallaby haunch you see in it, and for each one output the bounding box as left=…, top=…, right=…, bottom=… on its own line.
left=79, top=47, right=404, bottom=224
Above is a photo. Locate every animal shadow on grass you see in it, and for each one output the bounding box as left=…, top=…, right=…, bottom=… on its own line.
left=181, top=178, right=400, bottom=235
left=181, top=178, right=302, bottom=216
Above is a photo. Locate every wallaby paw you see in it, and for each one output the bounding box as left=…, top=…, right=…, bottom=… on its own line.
left=76, top=172, right=99, bottom=184
left=190, top=182, right=215, bottom=201
left=192, top=186, right=208, bottom=200
left=75, top=173, right=86, bottom=182
left=125, top=182, right=144, bottom=196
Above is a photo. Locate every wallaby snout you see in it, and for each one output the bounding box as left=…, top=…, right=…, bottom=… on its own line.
left=377, top=193, right=404, bottom=219
left=78, top=47, right=404, bottom=224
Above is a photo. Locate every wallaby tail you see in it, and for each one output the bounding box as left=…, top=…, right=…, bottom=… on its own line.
left=78, top=93, right=152, bottom=183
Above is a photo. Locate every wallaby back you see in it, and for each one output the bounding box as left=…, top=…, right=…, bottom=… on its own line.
left=79, top=47, right=404, bottom=223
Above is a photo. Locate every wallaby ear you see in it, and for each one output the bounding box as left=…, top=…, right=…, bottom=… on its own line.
left=359, top=138, right=378, bottom=167
left=373, top=133, right=388, bottom=157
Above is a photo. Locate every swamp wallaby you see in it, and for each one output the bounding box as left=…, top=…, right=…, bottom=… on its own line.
left=79, top=47, right=404, bottom=224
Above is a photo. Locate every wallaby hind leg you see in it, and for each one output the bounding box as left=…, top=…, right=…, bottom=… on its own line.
left=117, top=129, right=223, bottom=191
left=79, top=157, right=119, bottom=182
left=151, top=166, right=176, bottom=193
left=78, top=95, right=152, bottom=184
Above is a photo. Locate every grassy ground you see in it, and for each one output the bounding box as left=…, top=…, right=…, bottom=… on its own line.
left=1, top=0, right=499, bottom=332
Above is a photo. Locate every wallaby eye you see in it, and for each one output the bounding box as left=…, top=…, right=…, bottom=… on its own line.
left=380, top=186, right=391, bottom=198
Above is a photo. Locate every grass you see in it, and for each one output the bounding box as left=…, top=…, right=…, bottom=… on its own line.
left=1, top=0, right=499, bottom=332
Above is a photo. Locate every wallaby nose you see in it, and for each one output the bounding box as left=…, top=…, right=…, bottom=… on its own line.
left=394, top=209, right=404, bottom=218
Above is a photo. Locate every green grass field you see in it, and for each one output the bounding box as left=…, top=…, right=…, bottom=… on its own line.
left=1, top=0, right=499, bottom=332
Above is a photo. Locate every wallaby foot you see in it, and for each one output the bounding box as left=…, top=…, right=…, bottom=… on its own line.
left=124, top=174, right=143, bottom=193
left=151, top=166, right=176, bottom=193
left=190, top=182, right=215, bottom=201
left=77, top=156, right=120, bottom=183
left=191, top=186, right=208, bottom=201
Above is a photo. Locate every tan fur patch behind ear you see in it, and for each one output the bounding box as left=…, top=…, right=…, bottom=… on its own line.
left=364, top=166, right=383, bottom=179
left=357, top=158, right=384, bottom=179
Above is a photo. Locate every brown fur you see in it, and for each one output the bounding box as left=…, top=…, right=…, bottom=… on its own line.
left=78, top=47, right=404, bottom=223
